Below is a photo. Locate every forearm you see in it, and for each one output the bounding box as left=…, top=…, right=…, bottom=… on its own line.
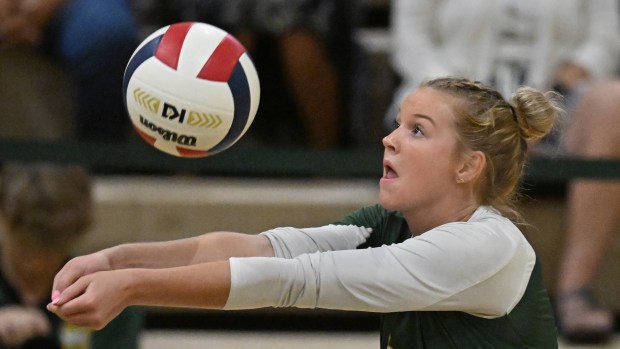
left=128, top=261, right=231, bottom=309
left=103, top=239, right=200, bottom=270
left=48, top=261, right=232, bottom=329
left=105, top=232, right=274, bottom=269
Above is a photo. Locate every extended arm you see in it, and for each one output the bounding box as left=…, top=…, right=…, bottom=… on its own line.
left=226, top=220, right=534, bottom=318
left=47, top=224, right=371, bottom=329
left=50, top=231, right=274, bottom=305
left=48, top=218, right=532, bottom=330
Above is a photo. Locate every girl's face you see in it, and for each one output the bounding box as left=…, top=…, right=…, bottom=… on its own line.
left=380, top=88, right=464, bottom=215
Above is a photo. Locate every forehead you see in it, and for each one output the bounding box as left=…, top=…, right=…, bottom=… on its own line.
left=399, top=87, right=461, bottom=123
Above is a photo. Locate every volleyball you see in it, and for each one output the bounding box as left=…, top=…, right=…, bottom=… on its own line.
left=122, top=22, right=260, bottom=158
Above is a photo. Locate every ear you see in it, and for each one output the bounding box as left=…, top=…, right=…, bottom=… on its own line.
left=455, top=150, right=486, bottom=184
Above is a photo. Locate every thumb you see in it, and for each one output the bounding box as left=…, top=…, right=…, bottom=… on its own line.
left=50, top=276, right=89, bottom=307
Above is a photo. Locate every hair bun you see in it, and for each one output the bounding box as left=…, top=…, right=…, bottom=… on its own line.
left=511, top=87, right=563, bottom=142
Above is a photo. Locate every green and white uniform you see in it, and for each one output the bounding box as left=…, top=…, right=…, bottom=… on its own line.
left=224, top=205, right=558, bottom=348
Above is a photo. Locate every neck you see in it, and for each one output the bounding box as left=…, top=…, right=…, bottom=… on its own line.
left=404, top=200, right=480, bottom=236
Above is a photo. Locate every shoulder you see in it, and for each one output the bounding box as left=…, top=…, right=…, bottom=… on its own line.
left=419, top=206, right=531, bottom=267
left=410, top=207, right=536, bottom=316
left=447, top=206, right=524, bottom=244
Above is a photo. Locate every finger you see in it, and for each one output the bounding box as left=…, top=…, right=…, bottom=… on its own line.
left=47, top=301, right=84, bottom=319
left=54, top=311, right=102, bottom=330
left=48, top=281, right=98, bottom=319
left=52, top=258, right=86, bottom=298
left=51, top=275, right=90, bottom=307
left=46, top=304, right=107, bottom=331
left=47, top=298, right=85, bottom=319
left=46, top=302, right=60, bottom=316
left=51, top=290, right=61, bottom=304
left=48, top=286, right=117, bottom=331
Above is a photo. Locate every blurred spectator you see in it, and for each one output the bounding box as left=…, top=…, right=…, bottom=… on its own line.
left=139, top=0, right=362, bottom=149
left=388, top=0, right=619, bottom=121
left=388, top=0, right=620, bottom=344
left=0, top=0, right=138, bottom=142
left=555, top=80, right=620, bottom=344
left=0, top=163, right=142, bottom=349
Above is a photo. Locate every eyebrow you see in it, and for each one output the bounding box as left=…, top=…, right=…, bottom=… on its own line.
left=396, top=112, right=436, bottom=126
left=413, top=113, right=436, bottom=126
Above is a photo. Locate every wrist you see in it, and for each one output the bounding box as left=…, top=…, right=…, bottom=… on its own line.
left=119, top=269, right=141, bottom=307
left=101, top=244, right=130, bottom=270
left=123, top=268, right=164, bottom=308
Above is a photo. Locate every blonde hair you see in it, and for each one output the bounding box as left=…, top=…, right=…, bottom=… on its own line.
left=0, top=163, right=93, bottom=249
left=420, top=77, right=562, bottom=223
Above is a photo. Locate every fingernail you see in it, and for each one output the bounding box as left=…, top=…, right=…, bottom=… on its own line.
left=52, top=290, right=61, bottom=304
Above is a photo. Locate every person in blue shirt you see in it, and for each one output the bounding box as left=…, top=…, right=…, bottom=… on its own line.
left=0, top=0, right=137, bottom=141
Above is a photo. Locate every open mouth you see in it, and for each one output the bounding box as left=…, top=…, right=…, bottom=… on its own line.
left=383, top=162, right=398, bottom=179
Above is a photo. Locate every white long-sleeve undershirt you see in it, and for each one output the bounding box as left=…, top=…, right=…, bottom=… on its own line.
left=224, top=207, right=535, bottom=318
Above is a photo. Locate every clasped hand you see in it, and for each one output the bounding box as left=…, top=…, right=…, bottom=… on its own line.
left=46, top=252, right=129, bottom=330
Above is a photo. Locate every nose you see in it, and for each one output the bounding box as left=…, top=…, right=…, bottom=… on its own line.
left=382, top=129, right=397, bottom=152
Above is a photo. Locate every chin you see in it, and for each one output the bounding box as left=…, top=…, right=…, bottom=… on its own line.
left=379, top=191, right=399, bottom=211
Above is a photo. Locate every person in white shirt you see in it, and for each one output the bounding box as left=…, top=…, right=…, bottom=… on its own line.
left=47, top=77, right=561, bottom=348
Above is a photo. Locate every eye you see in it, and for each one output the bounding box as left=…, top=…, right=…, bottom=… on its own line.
left=412, top=125, right=424, bottom=137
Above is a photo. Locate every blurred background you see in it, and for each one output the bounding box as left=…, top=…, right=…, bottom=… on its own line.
left=0, top=0, right=619, bottom=348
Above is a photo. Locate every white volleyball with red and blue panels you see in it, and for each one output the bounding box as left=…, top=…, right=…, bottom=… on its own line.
left=123, top=22, right=260, bottom=158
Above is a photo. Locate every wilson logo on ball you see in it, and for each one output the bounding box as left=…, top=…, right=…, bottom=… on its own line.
left=123, top=22, right=260, bottom=158
left=139, top=116, right=197, bottom=146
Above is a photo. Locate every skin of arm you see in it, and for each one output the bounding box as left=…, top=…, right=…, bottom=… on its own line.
left=47, top=231, right=274, bottom=329
left=48, top=261, right=232, bottom=330
left=106, top=232, right=275, bottom=268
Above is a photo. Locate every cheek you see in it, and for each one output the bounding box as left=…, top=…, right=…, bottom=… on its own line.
left=416, top=144, right=454, bottom=170
left=415, top=145, right=461, bottom=185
